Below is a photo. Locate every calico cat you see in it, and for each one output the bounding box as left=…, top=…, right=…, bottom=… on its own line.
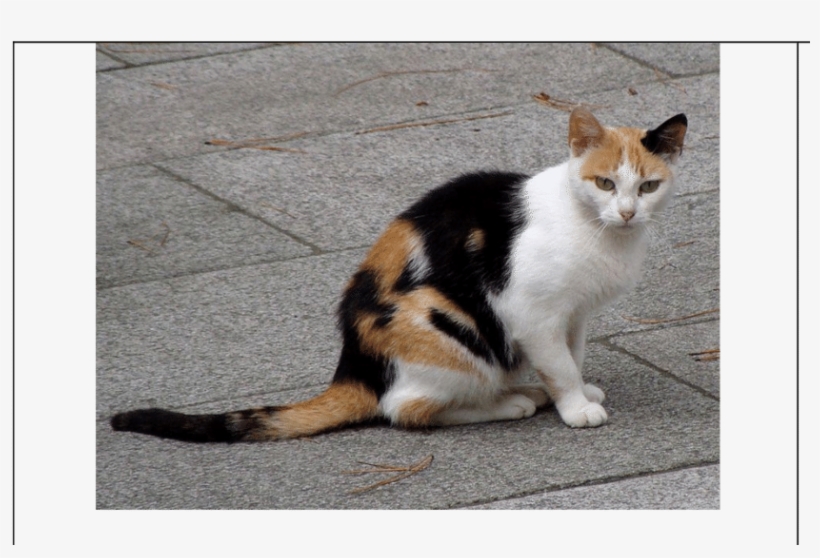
left=111, top=107, right=687, bottom=442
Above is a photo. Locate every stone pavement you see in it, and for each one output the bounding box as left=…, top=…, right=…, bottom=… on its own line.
left=96, top=43, right=719, bottom=509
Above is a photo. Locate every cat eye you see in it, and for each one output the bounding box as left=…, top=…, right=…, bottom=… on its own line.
left=639, top=180, right=661, bottom=194
left=595, top=177, right=615, bottom=192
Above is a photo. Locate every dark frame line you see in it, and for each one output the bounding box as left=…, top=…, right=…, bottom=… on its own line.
left=796, top=41, right=800, bottom=547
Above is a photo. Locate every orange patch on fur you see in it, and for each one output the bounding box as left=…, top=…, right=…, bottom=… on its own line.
left=360, top=219, right=421, bottom=291
left=244, top=382, right=379, bottom=440
left=352, top=218, right=487, bottom=376
left=355, top=286, right=484, bottom=374
left=394, top=397, right=447, bottom=428
left=579, top=127, right=672, bottom=183
left=568, top=107, right=606, bottom=156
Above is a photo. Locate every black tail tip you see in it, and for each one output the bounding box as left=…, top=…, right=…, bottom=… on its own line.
left=109, top=407, right=235, bottom=443
left=110, top=408, right=165, bottom=432
left=110, top=412, right=129, bottom=431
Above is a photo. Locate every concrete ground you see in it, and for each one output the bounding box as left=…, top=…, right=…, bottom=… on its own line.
left=96, top=42, right=719, bottom=510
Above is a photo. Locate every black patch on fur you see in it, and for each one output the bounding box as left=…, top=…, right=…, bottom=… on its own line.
left=341, top=270, right=397, bottom=328
left=336, top=269, right=395, bottom=397
left=641, top=113, right=688, bottom=156
left=393, top=263, right=421, bottom=293
left=429, top=309, right=494, bottom=364
left=110, top=408, right=236, bottom=443
left=397, top=171, right=528, bottom=370
left=331, top=344, right=393, bottom=399
left=400, top=171, right=528, bottom=294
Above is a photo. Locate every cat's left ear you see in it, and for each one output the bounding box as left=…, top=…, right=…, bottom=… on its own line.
left=568, top=107, right=606, bottom=157
left=641, top=114, right=688, bottom=163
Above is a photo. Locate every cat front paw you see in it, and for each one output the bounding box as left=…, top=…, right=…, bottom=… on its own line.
left=559, top=401, right=608, bottom=428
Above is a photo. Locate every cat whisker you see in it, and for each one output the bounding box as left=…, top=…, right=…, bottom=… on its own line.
left=579, top=219, right=608, bottom=256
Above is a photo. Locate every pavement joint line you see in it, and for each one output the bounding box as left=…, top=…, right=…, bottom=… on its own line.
left=95, top=42, right=287, bottom=73
left=151, top=163, right=326, bottom=255
left=96, top=47, right=131, bottom=68
left=96, top=243, right=371, bottom=291
left=593, top=337, right=720, bottom=402
left=444, top=460, right=720, bottom=509
left=596, top=42, right=718, bottom=79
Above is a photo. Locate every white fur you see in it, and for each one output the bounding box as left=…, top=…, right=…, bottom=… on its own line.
left=491, top=152, right=676, bottom=427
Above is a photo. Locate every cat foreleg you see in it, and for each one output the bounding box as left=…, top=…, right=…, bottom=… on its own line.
left=567, top=316, right=588, bottom=372
left=524, top=335, right=608, bottom=428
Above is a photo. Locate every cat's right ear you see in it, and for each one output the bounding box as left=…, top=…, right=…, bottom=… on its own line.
left=568, top=107, right=606, bottom=157
left=641, top=114, right=688, bottom=162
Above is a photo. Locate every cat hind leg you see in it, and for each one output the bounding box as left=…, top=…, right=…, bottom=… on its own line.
left=389, top=393, right=540, bottom=428
left=431, top=394, right=538, bottom=426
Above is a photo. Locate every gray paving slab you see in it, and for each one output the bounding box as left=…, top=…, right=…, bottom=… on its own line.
left=603, top=43, right=720, bottom=77
left=96, top=42, right=661, bottom=169
left=157, top=72, right=718, bottom=253
left=96, top=164, right=313, bottom=288
left=96, top=42, right=274, bottom=66
left=97, top=345, right=718, bottom=509
left=97, top=249, right=365, bottom=417
left=97, top=43, right=719, bottom=511
left=468, top=464, right=719, bottom=509
left=610, top=320, right=720, bottom=397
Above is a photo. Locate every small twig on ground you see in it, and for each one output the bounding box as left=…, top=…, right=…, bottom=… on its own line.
left=345, top=454, right=434, bottom=495
left=156, top=222, right=171, bottom=247
left=532, top=92, right=608, bottom=112
left=127, top=222, right=172, bottom=254
left=150, top=82, right=177, bottom=91
left=689, top=348, right=720, bottom=362
left=252, top=146, right=309, bottom=154
left=672, top=240, right=696, bottom=248
left=126, top=239, right=155, bottom=255
left=333, top=68, right=497, bottom=96
left=356, top=112, right=512, bottom=135
left=205, top=132, right=310, bottom=150
left=621, top=307, right=719, bottom=325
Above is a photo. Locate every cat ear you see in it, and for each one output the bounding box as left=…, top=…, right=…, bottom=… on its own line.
left=641, top=114, right=688, bottom=162
left=568, top=107, right=606, bottom=157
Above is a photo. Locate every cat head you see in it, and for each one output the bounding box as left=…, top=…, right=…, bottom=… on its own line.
left=566, top=107, right=687, bottom=233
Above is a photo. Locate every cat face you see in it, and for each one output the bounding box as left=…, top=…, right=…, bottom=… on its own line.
left=567, top=108, right=687, bottom=232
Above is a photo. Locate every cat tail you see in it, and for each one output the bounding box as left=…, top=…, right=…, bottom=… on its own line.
left=109, top=380, right=380, bottom=443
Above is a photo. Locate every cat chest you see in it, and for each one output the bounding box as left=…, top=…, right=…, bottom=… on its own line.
left=507, top=241, right=643, bottom=313
left=569, top=255, right=639, bottom=306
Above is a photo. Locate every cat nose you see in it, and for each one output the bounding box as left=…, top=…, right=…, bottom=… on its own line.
left=619, top=210, right=635, bottom=222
